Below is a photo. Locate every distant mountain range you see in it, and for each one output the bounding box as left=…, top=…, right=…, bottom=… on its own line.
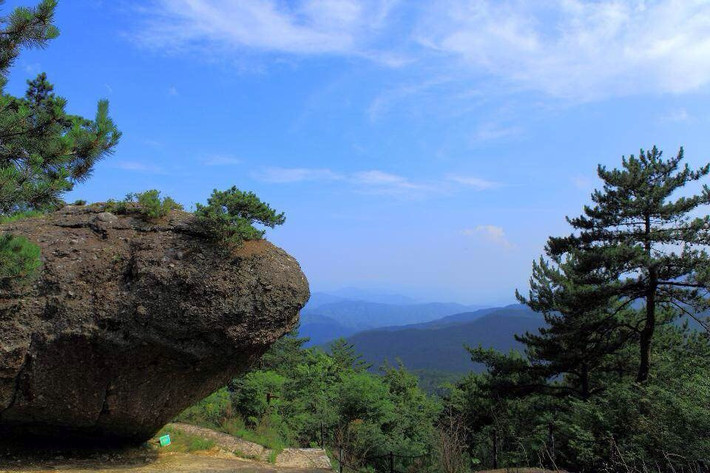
left=299, top=291, right=709, bottom=393
left=343, top=305, right=544, bottom=373
left=298, top=291, right=545, bottom=379
left=299, top=291, right=488, bottom=345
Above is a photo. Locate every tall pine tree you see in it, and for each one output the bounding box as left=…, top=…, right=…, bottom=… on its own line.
left=0, top=1, right=120, bottom=214
left=520, top=147, right=710, bottom=383
left=515, top=256, right=637, bottom=398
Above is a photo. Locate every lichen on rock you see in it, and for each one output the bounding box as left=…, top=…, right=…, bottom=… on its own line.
left=0, top=204, right=309, bottom=445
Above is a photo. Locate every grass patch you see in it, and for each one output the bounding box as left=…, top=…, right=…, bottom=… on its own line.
left=267, top=449, right=279, bottom=464
left=219, top=418, right=286, bottom=451
left=153, top=426, right=215, bottom=453
left=0, top=210, right=46, bottom=224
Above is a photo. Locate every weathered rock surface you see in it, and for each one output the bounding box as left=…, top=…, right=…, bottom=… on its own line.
left=0, top=205, right=309, bottom=445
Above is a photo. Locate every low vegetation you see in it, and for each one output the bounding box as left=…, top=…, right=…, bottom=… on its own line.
left=0, top=234, right=41, bottom=288
left=176, top=335, right=443, bottom=472
left=99, top=187, right=283, bottom=246
left=195, top=186, right=285, bottom=245
left=154, top=425, right=216, bottom=453
left=104, top=189, right=183, bottom=220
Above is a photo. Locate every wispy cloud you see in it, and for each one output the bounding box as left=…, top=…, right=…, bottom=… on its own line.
left=254, top=167, right=344, bottom=183
left=471, top=122, right=522, bottom=143
left=135, top=0, right=404, bottom=64
left=659, top=108, right=691, bottom=123
left=367, top=78, right=452, bottom=122
left=202, top=155, right=242, bottom=166
left=133, top=1, right=710, bottom=101
left=463, top=225, right=514, bottom=249
left=351, top=170, right=434, bottom=197
left=253, top=166, right=503, bottom=198
left=447, top=174, right=501, bottom=191
left=417, top=1, right=710, bottom=100
left=111, top=160, right=165, bottom=174
left=352, top=170, right=420, bottom=188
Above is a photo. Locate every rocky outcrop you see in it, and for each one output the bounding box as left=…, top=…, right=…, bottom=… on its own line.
left=0, top=205, right=309, bottom=445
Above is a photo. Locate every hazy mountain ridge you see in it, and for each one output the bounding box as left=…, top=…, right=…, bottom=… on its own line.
left=344, top=305, right=544, bottom=373
left=299, top=291, right=489, bottom=345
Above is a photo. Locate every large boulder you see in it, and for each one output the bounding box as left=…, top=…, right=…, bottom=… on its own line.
left=0, top=205, right=309, bottom=445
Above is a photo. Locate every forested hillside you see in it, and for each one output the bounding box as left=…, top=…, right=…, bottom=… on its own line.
left=343, top=305, right=542, bottom=373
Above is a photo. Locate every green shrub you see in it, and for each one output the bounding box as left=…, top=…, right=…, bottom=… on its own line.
left=128, top=189, right=183, bottom=219
left=0, top=234, right=41, bottom=287
left=195, top=186, right=285, bottom=245
left=103, top=199, right=128, bottom=215
left=176, top=388, right=232, bottom=428
left=105, top=190, right=183, bottom=220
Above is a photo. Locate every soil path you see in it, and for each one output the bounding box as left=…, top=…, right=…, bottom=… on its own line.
left=0, top=451, right=326, bottom=472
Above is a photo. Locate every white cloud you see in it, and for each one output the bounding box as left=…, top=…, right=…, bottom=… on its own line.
left=254, top=167, right=344, bottom=183
left=136, top=0, right=402, bottom=62
left=659, top=108, right=691, bottom=123
left=133, top=1, right=710, bottom=101
left=111, top=161, right=165, bottom=174
left=417, top=1, right=710, bottom=100
left=352, top=170, right=417, bottom=188
left=202, top=155, right=241, bottom=166
left=367, top=78, right=452, bottom=122
left=253, top=167, right=425, bottom=194
left=350, top=170, right=433, bottom=197
left=253, top=166, right=505, bottom=198
left=471, top=122, right=522, bottom=143
left=447, top=174, right=500, bottom=190
left=463, top=225, right=514, bottom=249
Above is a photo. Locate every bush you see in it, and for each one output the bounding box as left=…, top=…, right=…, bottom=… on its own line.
left=129, top=189, right=183, bottom=219
left=105, top=189, right=183, bottom=220
left=0, top=234, right=41, bottom=287
left=176, top=388, right=232, bottom=428
left=195, top=186, right=285, bottom=245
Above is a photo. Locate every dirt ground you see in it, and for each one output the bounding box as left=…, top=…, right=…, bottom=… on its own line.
left=0, top=423, right=332, bottom=473
left=0, top=449, right=330, bottom=473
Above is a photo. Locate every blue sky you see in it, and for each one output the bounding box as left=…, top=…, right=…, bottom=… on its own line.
left=5, top=0, right=710, bottom=305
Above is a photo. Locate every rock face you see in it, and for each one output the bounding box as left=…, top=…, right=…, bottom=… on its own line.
left=0, top=205, right=309, bottom=445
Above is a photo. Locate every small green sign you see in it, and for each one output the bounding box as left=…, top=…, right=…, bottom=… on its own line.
left=159, top=434, right=171, bottom=447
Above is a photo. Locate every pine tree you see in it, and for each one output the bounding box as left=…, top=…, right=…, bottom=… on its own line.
left=328, top=338, right=372, bottom=372
left=0, top=1, right=120, bottom=214
left=521, top=147, right=710, bottom=383
left=515, top=256, right=636, bottom=399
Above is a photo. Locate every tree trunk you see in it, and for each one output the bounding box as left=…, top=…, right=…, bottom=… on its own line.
left=637, top=214, right=656, bottom=383
left=581, top=362, right=590, bottom=400
left=637, top=291, right=655, bottom=382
